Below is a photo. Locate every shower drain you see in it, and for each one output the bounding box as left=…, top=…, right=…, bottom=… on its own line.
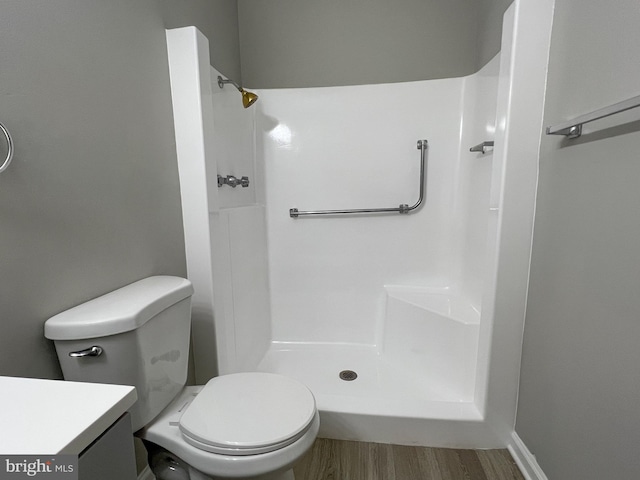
left=339, top=370, right=358, bottom=381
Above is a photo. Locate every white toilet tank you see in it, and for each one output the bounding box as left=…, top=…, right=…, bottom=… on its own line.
left=44, top=276, right=194, bottom=431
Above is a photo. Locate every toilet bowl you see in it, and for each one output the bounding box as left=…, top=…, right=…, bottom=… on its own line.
left=141, top=378, right=320, bottom=480
left=44, top=276, right=318, bottom=480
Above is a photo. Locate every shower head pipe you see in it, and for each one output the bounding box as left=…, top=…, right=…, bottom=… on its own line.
left=217, top=75, right=258, bottom=108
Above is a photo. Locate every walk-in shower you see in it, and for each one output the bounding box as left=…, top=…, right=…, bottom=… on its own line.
left=251, top=63, right=497, bottom=445
left=166, top=0, right=554, bottom=449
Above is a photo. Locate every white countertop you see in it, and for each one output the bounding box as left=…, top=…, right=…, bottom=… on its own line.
left=0, top=376, right=137, bottom=454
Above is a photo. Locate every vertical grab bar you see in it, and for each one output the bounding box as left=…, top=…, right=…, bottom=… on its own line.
left=290, top=139, right=428, bottom=218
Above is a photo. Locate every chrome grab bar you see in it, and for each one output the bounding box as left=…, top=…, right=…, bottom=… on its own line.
left=546, top=94, right=640, bottom=138
left=290, top=139, right=428, bottom=218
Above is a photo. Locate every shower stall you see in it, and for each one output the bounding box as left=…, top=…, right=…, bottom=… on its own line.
left=166, top=0, right=554, bottom=449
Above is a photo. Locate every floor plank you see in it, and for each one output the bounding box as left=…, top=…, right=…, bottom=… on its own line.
left=457, top=449, right=489, bottom=480
left=476, top=449, right=524, bottom=480
left=369, top=443, right=395, bottom=480
left=294, top=439, right=525, bottom=480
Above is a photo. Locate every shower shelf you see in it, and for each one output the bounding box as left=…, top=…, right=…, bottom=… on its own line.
left=289, top=139, right=428, bottom=218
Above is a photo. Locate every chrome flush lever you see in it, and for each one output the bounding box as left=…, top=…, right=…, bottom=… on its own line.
left=69, top=346, right=103, bottom=358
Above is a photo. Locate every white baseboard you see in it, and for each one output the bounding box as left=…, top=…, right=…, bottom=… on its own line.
left=137, top=465, right=155, bottom=480
left=508, top=431, right=549, bottom=480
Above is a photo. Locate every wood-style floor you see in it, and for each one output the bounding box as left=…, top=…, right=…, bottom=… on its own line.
left=293, top=439, right=525, bottom=480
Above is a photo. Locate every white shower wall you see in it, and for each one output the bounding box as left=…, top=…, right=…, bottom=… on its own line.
left=208, top=67, right=271, bottom=374
left=458, top=56, right=500, bottom=308
left=166, top=28, right=271, bottom=380
left=256, top=56, right=499, bottom=348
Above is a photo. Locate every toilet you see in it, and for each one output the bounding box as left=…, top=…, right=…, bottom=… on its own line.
left=44, top=276, right=319, bottom=480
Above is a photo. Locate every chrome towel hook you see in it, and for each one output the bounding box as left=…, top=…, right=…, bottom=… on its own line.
left=0, top=121, right=14, bottom=174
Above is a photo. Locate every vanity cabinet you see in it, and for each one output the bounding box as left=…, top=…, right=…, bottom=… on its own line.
left=0, top=376, right=137, bottom=480
left=78, top=413, right=137, bottom=480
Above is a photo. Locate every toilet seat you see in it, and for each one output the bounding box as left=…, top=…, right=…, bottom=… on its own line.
left=179, top=373, right=316, bottom=456
left=139, top=384, right=320, bottom=479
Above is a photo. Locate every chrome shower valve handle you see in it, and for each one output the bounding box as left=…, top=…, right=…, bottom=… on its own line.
left=217, top=175, right=250, bottom=188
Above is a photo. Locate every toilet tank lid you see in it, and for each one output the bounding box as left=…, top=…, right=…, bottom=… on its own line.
left=44, top=276, right=194, bottom=341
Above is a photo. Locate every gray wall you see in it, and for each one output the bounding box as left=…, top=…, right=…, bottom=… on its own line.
left=0, top=1, right=189, bottom=379
left=237, top=0, right=512, bottom=88
left=475, top=0, right=513, bottom=70
left=516, top=1, right=640, bottom=478
left=161, top=0, right=242, bottom=81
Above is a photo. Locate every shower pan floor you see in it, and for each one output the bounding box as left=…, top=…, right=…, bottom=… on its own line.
left=256, top=342, right=483, bottom=438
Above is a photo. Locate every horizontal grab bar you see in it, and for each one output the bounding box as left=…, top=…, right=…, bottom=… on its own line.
left=470, top=141, right=494, bottom=154
left=546, top=94, right=640, bottom=138
left=290, top=139, right=428, bottom=218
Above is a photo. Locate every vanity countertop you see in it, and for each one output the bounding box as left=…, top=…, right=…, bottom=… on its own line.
left=0, top=376, right=137, bottom=454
